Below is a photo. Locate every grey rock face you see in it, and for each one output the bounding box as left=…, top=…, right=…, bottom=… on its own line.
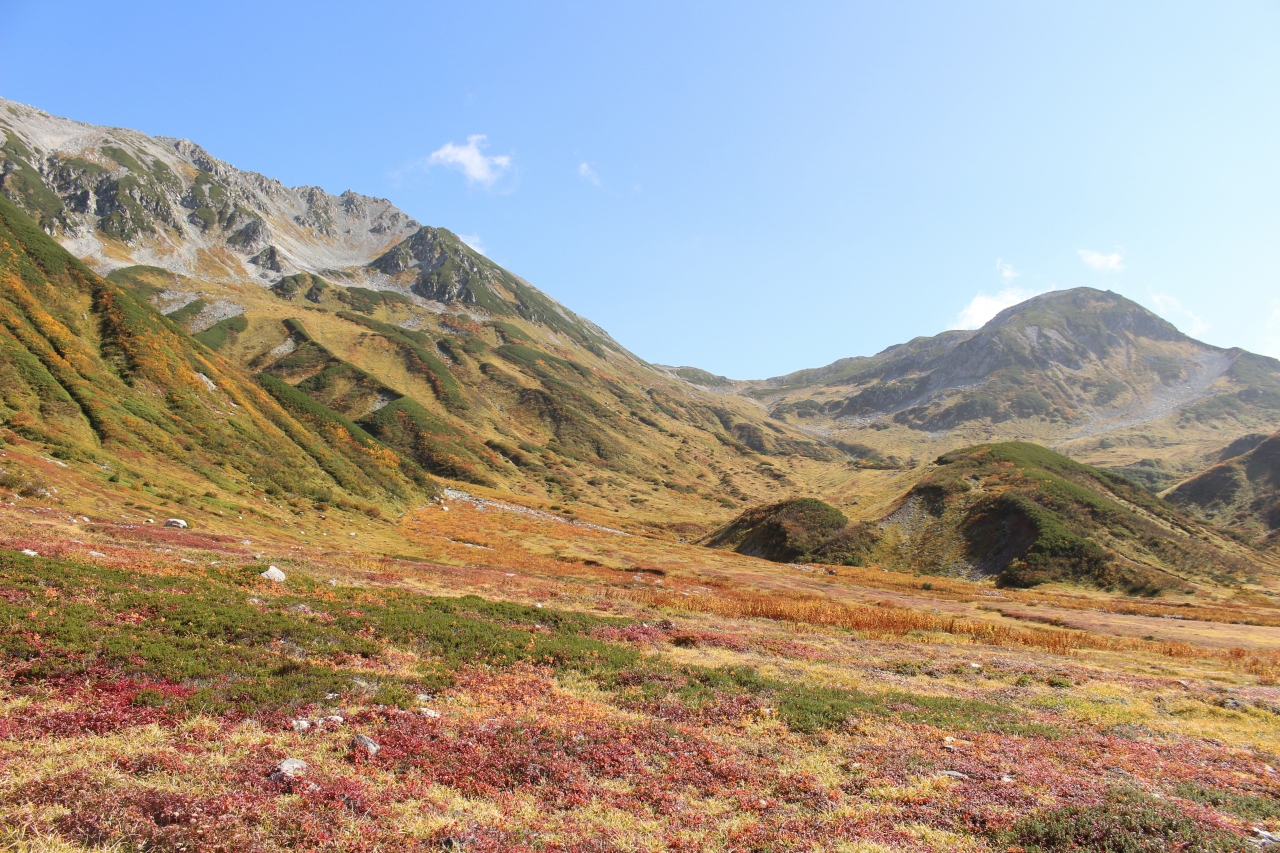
left=0, top=97, right=419, bottom=279
left=269, top=757, right=307, bottom=781
left=350, top=734, right=380, bottom=758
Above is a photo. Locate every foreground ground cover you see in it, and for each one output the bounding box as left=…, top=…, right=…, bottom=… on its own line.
left=2, top=502, right=1280, bottom=852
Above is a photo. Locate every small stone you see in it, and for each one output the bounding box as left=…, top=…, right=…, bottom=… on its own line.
left=146, top=518, right=155, bottom=524
left=269, top=758, right=307, bottom=781
left=288, top=603, right=312, bottom=614
left=324, top=715, right=345, bottom=726
left=89, top=550, right=106, bottom=557
left=416, top=693, right=434, bottom=703
left=1000, top=775, right=1016, bottom=783
left=20, top=549, right=37, bottom=557
left=968, top=662, right=982, bottom=670
left=291, top=719, right=311, bottom=733
left=241, top=540, right=252, bottom=545
left=939, top=770, right=969, bottom=780
left=419, top=708, right=441, bottom=719
left=247, top=597, right=264, bottom=605
left=261, top=566, right=286, bottom=582
left=351, top=734, right=380, bottom=758
left=328, top=578, right=338, bottom=586
left=164, top=518, right=188, bottom=529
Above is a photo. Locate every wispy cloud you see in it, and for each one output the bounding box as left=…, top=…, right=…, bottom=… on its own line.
left=1078, top=248, right=1125, bottom=272
left=425, top=135, right=512, bottom=187
left=1149, top=291, right=1209, bottom=337
left=955, top=286, right=1045, bottom=330
left=577, top=162, right=601, bottom=187
left=996, top=258, right=1020, bottom=283
left=457, top=233, right=486, bottom=255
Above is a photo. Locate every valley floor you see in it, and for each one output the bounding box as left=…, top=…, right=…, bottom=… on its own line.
left=2, top=460, right=1280, bottom=852
left=0, top=489, right=1274, bottom=845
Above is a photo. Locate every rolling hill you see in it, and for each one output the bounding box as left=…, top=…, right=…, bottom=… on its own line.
left=1169, top=430, right=1280, bottom=549
left=706, top=442, right=1274, bottom=594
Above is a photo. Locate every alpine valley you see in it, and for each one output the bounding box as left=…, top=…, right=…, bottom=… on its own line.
left=4, top=98, right=1280, bottom=852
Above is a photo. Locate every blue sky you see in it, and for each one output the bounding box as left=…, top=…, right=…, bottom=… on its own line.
left=4, top=1, right=1278, bottom=377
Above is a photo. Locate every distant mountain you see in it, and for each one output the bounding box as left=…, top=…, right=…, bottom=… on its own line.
left=1169, top=430, right=1280, bottom=549
left=708, top=288, right=1280, bottom=471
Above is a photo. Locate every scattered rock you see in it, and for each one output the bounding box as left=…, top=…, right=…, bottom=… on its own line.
left=1000, top=775, right=1016, bottom=783
left=247, top=597, right=265, bottom=605
left=324, top=715, right=344, bottom=726
left=292, top=719, right=311, bottom=733
left=288, top=603, right=312, bottom=614
left=89, top=550, right=106, bottom=557
left=269, top=758, right=307, bottom=781
left=20, top=549, right=37, bottom=557
left=419, top=708, right=441, bottom=719
left=261, top=566, right=286, bottom=582
left=938, top=770, right=969, bottom=780
left=350, top=734, right=380, bottom=758
left=164, top=518, right=189, bottom=529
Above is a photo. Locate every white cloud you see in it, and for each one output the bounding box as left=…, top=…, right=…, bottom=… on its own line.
left=1078, top=248, right=1125, bottom=272
left=955, top=286, right=1045, bottom=330
left=457, top=233, right=486, bottom=255
left=1148, top=291, right=1209, bottom=337
left=578, top=162, right=601, bottom=187
left=996, top=258, right=1020, bottom=283
left=426, top=135, right=511, bottom=187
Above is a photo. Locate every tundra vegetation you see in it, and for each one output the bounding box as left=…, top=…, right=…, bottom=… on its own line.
left=2, top=102, right=1280, bottom=851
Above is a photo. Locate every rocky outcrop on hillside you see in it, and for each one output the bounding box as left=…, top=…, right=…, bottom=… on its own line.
left=0, top=98, right=419, bottom=280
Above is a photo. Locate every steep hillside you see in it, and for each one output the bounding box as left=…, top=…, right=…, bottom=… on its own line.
left=714, top=289, right=1280, bottom=475
left=709, top=442, right=1270, bottom=594
left=0, top=100, right=844, bottom=524
left=1169, top=430, right=1280, bottom=548
left=0, top=194, right=435, bottom=510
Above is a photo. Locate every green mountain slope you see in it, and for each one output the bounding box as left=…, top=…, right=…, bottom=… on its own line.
left=709, top=442, right=1268, bottom=593
left=1168, top=431, right=1280, bottom=549
left=0, top=195, right=435, bottom=506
